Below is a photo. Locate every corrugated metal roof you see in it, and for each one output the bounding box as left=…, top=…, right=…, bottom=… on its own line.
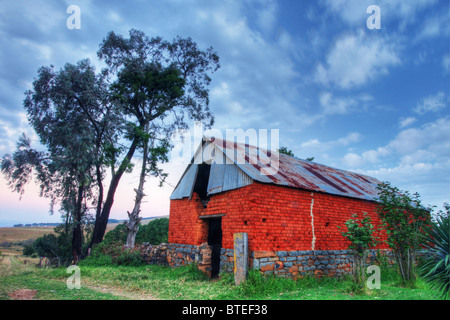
left=208, top=150, right=253, bottom=195
left=170, top=163, right=198, bottom=200
left=170, top=141, right=254, bottom=200
left=207, top=136, right=381, bottom=201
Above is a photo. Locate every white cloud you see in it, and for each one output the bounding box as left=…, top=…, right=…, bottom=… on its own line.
left=443, top=54, right=450, bottom=73
left=299, top=132, right=362, bottom=162
left=415, top=10, right=450, bottom=41
left=389, top=118, right=450, bottom=158
left=319, top=92, right=355, bottom=115
left=322, top=0, right=437, bottom=28
left=341, top=117, right=450, bottom=207
left=399, top=117, right=417, bottom=128
left=318, top=91, right=373, bottom=115
left=253, top=0, right=278, bottom=33
left=314, top=32, right=400, bottom=89
left=337, top=132, right=362, bottom=145
left=0, top=112, right=40, bottom=154
left=413, top=91, right=447, bottom=114
left=344, top=117, right=450, bottom=168
left=343, top=147, right=387, bottom=167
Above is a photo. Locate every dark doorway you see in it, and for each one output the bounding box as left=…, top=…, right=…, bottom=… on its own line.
left=193, top=163, right=211, bottom=207
left=207, top=218, right=222, bottom=278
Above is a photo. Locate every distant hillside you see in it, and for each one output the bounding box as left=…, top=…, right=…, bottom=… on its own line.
left=105, top=215, right=169, bottom=233
left=0, top=215, right=169, bottom=229
left=12, top=222, right=60, bottom=228
left=107, top=215, right=169, bottom=224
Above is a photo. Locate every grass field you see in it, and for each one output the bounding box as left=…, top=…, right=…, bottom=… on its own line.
left=0, top=226, right=55, bottom=243
left=0, top=256, right=443, bottom=301
left=0, top=225, right=445, bottom=302
left=0, top=227, right=55, bottom=256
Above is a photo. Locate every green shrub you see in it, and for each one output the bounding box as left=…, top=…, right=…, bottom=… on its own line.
left=103, top=223, right=128, bottom=245
left=338, top=212, right=379, bottom=291
left=136, top=218, right=169, bottom=245
left=103, top=218, right=169, bottom=247
left=419, top=205, right=449, bottom=300
left=81, top=241, right=145, bottom=266
left=22, top=243, right=36, bottom=256
left=376, top=182, right=431, bottom=286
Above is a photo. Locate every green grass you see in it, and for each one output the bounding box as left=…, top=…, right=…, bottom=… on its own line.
left=0, top=261, right=443, bottom=300
left=0, top=264, right=121, bottom=300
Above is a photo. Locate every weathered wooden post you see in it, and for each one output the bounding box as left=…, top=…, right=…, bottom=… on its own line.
left=233, top=233, right=248, bottom=285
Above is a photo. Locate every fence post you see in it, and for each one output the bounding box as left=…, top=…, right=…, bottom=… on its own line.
left=233, top=233, right=248, bottom=285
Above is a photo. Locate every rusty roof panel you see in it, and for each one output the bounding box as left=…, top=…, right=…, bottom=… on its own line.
left=209, top=137, right=381, bottom=201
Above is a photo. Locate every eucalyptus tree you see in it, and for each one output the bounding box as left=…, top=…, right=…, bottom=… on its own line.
left=1, top=59, right=120, bottom=262
left=89, top=29, right=220, bottom=248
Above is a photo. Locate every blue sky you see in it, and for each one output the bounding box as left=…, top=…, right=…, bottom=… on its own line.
left=0, top=0, right=449, bottom=226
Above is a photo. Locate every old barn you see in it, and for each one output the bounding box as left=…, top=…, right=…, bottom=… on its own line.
left=167, top=136, right=389, bottom=278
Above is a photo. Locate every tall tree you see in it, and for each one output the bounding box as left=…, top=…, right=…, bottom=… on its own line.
left=1, top=59, right=119, bottom=262
left=89, top=29, right=220, bottom=248
left=112, top=62, right=185, bottom=247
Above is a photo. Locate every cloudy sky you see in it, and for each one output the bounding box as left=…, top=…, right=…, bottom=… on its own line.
left=0, top=0, right=449, bottom=226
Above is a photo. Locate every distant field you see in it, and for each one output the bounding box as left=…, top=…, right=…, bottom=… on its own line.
left=0, top=227, right=56, bottom=244
left=0, top=227, right=56, bottom=256
left=0, top=217, right=168, bottom=255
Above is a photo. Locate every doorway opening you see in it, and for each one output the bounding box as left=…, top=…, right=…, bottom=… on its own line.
left=193, top=163, right=211, bottom=208
left=207, top=217, right=222, bottom=278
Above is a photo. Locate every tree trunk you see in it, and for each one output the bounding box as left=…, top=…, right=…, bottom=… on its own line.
left=72, top=185, right=84, bottom=263
left=89, top=137, right=139, bottom=248
left=125, top=189, right=144, bottom=248
left=125, top=130, right=149, bottom=248
left=125, top=202, right=143, bottom=248
left=88, top=163, right=104, bottom=256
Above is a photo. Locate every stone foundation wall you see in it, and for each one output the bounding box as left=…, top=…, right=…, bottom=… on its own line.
left=250, top=249, right=393, bottom=278
left=139, top=242, right=169, bottom=265
left=162, top=244, right=394, bottom=279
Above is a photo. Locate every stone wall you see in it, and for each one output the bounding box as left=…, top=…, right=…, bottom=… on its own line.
left=161, top=243, right=394, bottom=279
left=250, top=249, right=394, bottom=278
left=139, top=242, right=169, bottom=265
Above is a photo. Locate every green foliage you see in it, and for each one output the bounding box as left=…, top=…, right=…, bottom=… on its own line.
left=81, top=241, right=145, bottom=266
left=376, top=181, right=431, bottom=285
left=277, top=146, right=314, bottom=161
left=339, top=212, right=379, bottom=255
left=277, top=146, right=295, bottom=157
left=22, top=243, right=36, bottom=256
left=338, top=212, right=378, bottom=290
left=419, top=204, right=449, bottom=299
left=103, top=223, right=128, bottom=245
left=102, top=218, right=169, bottom=246
left=22, top=222, right=93, bottom=265
left=136, top=218, right=169, bottom=244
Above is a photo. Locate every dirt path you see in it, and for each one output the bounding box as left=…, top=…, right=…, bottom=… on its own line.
left=1, top=257, right=160, bottom=300
left=82, top=282, right=159, bottom=300
left=8, top=289, right=38, bottom=300
left=5, top=281, right=160, bottom=300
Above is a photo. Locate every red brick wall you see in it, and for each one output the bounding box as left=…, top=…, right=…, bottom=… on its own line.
left=168, top=182, right=388, bottom=252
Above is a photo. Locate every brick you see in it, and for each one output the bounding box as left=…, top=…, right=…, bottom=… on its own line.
left=169, top=181, right=390, bottom=276
left=253, top=251, right=276, bottom=259
left=260, top=262, right=275, bottom=272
